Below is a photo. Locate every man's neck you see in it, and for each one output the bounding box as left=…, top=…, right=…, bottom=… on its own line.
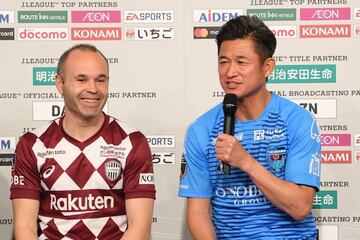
left=62, top=113, right=105, bottom=142
left=236, top=91, right=272, bottom=121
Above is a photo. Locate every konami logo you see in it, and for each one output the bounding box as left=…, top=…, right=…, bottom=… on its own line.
left=71, top=27, right=121, bottom=40
left=269, top=26, right=297, bottom=38
left=321, top=150, right=352, bottom=164
left=18, top=28, right=68, bottom=40
left=300, top=24, right=351, bottom=38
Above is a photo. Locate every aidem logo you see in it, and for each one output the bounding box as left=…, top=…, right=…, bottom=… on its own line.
left=269, top=26, right=297, bottom=38
left=321, top=134, right=351, bottom=147
left=0, top=11, right=14, bottom=23
left=71, top=11, right=121, bottom=23
left=313, top=190, right=337, bottom=209
left=268, top=64, right=336, bottom=83
left=193, top=26, right=220, bottom=39
left=18, top=28, right=68, bottom=40
left=33, top=67, right=56, bottom=86
left=300, top=24, right=351, bottom=38
left=18, top=11, right=68, bottom=23
left=193, top=9, right=244, bottom=22
left=300, top=8, right=351, bottom=21
left=291, top=99, right=337, bottom=119
left=71, top=27, right=121, bottom=40
left=321, top=150, right=352, bottom=164
left=247, top=8, right=296, bottom=21
left=0, top=28, right=14, bottom=40
left=0, top=137, right=16, bottom=150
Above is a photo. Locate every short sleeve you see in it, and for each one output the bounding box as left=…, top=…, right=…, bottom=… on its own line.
left=123, top=132, right=156, bottom=199
left=10, top=134, right=42, bottom=200
left=178, top=124, right=212, bottom=198
left=285, top=112, right=321, bottom=191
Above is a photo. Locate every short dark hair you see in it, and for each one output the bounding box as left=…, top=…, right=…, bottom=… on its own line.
left=56, top=44, right=109, bottom=79
left=216, top=15, right=277, bottom=62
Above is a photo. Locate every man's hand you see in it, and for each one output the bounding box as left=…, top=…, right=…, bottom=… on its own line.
left=215, top=133, right=252, bottom=172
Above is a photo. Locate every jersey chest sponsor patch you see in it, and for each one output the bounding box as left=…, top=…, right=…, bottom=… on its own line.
left=266, top=147, right=287, bottom=173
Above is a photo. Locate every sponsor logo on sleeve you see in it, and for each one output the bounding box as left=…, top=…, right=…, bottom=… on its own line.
left=139, top=173, right=154, bottom=184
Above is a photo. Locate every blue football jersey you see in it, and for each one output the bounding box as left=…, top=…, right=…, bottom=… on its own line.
left=179, top=93, right=321, bottom=240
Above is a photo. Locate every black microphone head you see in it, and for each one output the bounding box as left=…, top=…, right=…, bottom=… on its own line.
left=223, top=93, right=238, bottom=115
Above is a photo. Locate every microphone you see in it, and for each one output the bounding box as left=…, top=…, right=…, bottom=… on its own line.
left=222, top=93, right=238, bottom=174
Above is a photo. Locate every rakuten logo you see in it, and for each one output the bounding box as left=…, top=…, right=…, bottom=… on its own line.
left=300, top=8, right=350, bottom=21
left=300, top=24, right=351, bottom=38
left=50, top=193, right=114, bottom=216
left=71, top=11, right=121, bottom=23
left=269, top=26, right=297, bottom=38
left=18, top=28, right=68, bottom=40
left=71, top=27, right=121, bottom=40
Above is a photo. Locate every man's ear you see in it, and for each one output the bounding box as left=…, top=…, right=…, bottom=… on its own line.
left=55, top=74, right=64, bottom=95
left=263, top=58, right=275, bottom=78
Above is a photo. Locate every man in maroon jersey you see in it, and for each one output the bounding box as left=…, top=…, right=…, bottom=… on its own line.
left=10, top=44, right=156, bottom=240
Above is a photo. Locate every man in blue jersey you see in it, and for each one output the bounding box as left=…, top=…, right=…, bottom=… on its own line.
left=178, top=15, right=321, bottom=239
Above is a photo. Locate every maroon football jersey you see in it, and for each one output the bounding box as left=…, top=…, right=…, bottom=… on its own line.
left=11, top=115, right=155, bottom=240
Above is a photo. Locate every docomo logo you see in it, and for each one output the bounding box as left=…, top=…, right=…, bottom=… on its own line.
left=50, top=193, right=114, bottom=216
left=18, top=28, right=68, bottom=40
left=269, top=25, right=297, bottom=38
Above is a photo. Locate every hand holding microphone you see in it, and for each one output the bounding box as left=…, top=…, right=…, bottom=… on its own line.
left=220, top=93, right=237, bottom=174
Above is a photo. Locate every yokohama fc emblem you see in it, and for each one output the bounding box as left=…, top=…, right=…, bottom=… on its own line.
left=105, top=159, right=122, bottom=181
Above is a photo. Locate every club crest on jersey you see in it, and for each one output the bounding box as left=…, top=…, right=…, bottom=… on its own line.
left=105, top=159, right=122, bottom=181
left=266, top=147, right=287, bottom=173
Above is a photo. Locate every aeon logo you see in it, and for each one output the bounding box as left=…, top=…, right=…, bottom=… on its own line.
left=18, top=28, right=68, bottom=40
left=300, top=8, right=350, bottom=21
left=71, top=11, right=121, bottom=23
left=321, top=134, right=351, bottom=147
